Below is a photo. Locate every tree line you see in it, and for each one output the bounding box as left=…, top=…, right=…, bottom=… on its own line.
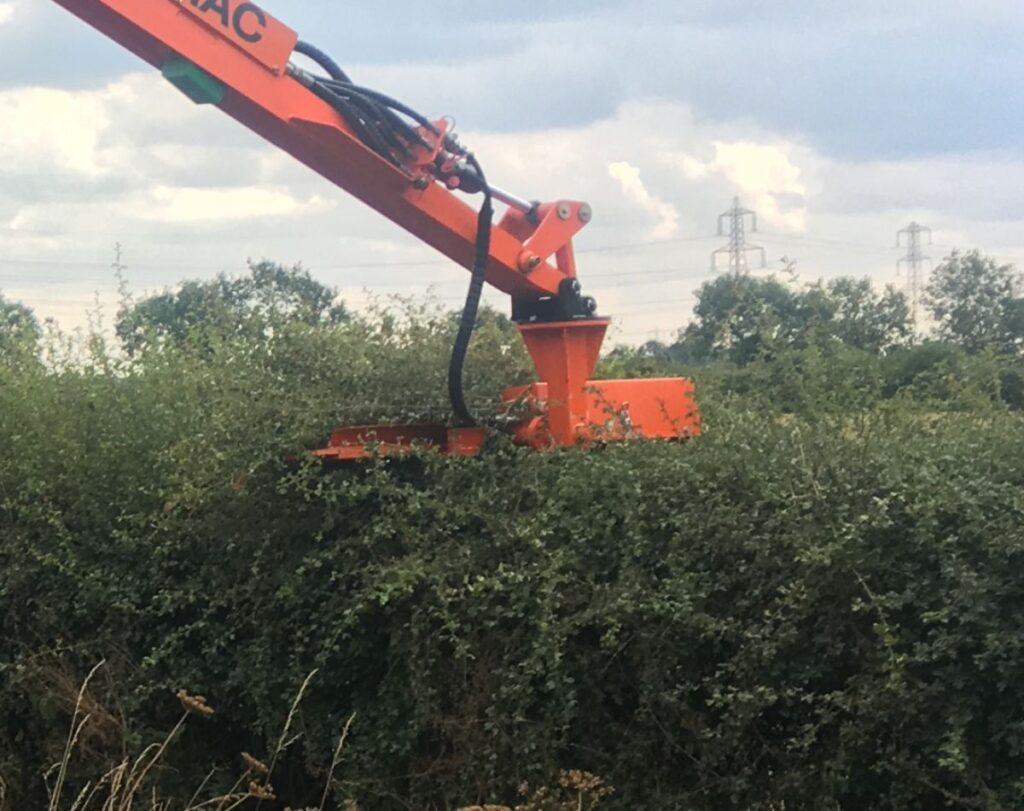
left=0, top=249, right=1016, bottom=361
left=4, top=249, right=1022, bottom=367
left=627, top=250, right=1024, bottom=365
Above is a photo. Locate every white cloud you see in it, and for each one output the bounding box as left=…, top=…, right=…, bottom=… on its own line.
left=0, top=3, right=16, bottom=25
left=607, top=162, right=680, bottom=239
left=715, top=142, right=808, bottom=233
left=673, top=155, right=712, bottom=181
left=665, top=141, right=810, bottom=232
left=138, top=186, right=334, bottom=223
left=0, top=86, right=112, bottom=175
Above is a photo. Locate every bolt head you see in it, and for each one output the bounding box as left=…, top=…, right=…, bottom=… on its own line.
left=557, top=203, right=572, bottom=221
left=519, top=252, right=543, bottom=273
left=578, top=205, right=593, bottom=223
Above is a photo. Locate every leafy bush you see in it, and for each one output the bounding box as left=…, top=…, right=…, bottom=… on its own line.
left=2, top=289, right=1024, bottom=810
left=675, top=273, right=911, bottom=365
left=115, top=261, right=350, bottom=356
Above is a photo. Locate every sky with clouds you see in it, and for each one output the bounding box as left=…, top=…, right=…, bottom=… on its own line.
left=2, top=0, right=1023, bottom=342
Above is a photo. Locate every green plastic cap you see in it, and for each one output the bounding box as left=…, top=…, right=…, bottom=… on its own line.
left=161, top=56, right=226, bottom=106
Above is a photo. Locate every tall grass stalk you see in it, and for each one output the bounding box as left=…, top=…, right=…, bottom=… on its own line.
left=48, top=660, right=106, bottom=811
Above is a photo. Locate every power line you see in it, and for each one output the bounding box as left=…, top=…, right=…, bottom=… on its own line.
left=711, top=197, right=766, bottom=274
left=0, top=256, right=244, bottom=272
left=0, top=231, right=979, bottom=277
left=897, top=222, right=932, bottom=331
left=578, top=234, right=718, bottom=253
left=0, top=257, right=718, bottom=291
left=0, top=233, right=718, bottom=273
left=759, top=231, right=895, bottom=255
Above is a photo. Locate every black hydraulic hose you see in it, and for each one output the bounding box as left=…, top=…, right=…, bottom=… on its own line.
left=290, top=42, right=492, bottom=426
left=331, top=88, right=418, bottom=154
left=320, top=82, right=432, bottom=150
left=294, top=40, right=351, bottom=83
left=321, top=79, right=439, bottom=135
left=330, top=89, right=403, bottom=148
left=311, top=80, right=429, bottom=165
left=448, top=154, right=494, bottom=427
left=307, top=81, right=399, bottom=166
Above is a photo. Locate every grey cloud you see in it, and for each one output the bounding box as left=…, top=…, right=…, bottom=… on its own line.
left=0, top=4, right=135, bottom=87
left=815, top=154, right=1024, bottom=223
left=10, top=1, right=1024, bottom=162
left=340, top=10, right=1024, bottom=160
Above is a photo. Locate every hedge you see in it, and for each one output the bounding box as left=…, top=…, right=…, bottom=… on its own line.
left=2, top=309, right=1024, bottom=810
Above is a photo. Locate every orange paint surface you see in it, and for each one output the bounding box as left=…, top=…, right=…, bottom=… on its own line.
left=176, top=0, right=298, bottom=74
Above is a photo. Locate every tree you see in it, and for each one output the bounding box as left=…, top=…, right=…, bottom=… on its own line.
left=677, top=273, right=908, bottom=365
left=825, top=277, right=912, bottom=353
left=117, top=261, right=349, bottom=354
left=602, top=340, right=681, bottom=378
left=0, top=294, right=41, bottom=368
left=1001, top=297, right=1024, bottom=354
left=678, top=274, right=814, bottom=364
left=925, top=250, right=1022, bottom=353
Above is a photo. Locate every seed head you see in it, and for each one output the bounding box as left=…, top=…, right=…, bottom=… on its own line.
left=176, top=689, right=214, bottom=718
left=241, top=751, right=269, bottom=775
left=248, top=781, right=276, bottom=801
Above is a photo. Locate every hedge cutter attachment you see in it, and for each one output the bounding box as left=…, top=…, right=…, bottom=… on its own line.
left=52, top=0, right=701, bottom=457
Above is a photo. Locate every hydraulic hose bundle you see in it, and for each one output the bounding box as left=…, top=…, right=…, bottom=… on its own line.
left=293, top=41, right=492, bottom=427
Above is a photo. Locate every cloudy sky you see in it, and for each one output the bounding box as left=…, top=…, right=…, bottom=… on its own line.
left=2, top=0, right=1023, bottom=342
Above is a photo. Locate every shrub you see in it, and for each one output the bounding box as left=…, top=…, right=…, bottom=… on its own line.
left=2, top=301, right=1024, bottom=810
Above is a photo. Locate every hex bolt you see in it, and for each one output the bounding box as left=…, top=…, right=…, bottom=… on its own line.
left=519, top=252, right=543, bottom=273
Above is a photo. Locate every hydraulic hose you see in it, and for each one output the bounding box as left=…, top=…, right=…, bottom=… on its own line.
left=320, top=79, right=439, bottom=135
left=306, top=81, right=399, bottom=165
left=293, top=41, right=494, bottom=426
left=448, top=154, right=494, bottom=427
left=294, top=40, right=351, bottom=83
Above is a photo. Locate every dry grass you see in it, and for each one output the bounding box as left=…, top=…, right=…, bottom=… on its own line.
left=457, top=770, right=613, bottom=811
left=39, top=666, right=358, bottom=811
left=47, top=660, right=107, bottom=811
left=36, top=664, right=606, bottom=811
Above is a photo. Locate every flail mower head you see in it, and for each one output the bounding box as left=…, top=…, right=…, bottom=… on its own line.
left=313, top=319, right=700, bottom=460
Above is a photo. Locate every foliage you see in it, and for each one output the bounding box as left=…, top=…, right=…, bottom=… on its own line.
left=824, top=276, right=912, bottom=353
left=677, top=273, right=912, bottom=364
left=2, top=270, right=1024, bottom=810
left=116, top=261, right=350, bottom=355
left=925, top=250, right=1023, bottom=353
left=0, top=291, right=42, bottom=369
left=679, top=273, right=812, bottom=364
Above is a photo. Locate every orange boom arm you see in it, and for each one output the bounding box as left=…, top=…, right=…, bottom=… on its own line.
left=51, top=0, right=583, bottom=302
left=49, top=0, right=701, bottom=455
